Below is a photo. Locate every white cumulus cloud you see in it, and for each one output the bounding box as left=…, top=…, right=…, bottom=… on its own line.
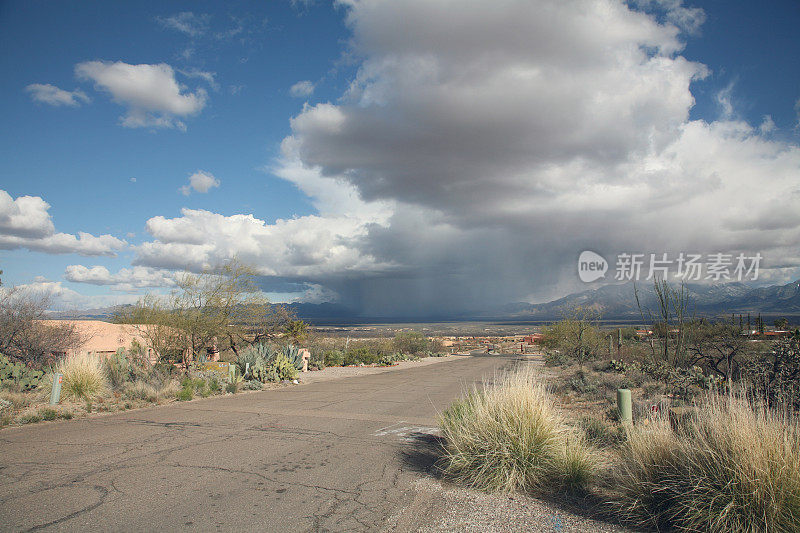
left=180, top=170, right=220, bottom=195
left=0, top=189, right=126, bottom=256
left=25, top=83, right=90, bottom=107
left=75, top=60, right=207, bottom=130
left=64, top=265, right=180, bottom=291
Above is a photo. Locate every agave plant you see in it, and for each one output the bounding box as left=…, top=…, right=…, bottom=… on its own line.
left=236, top=343, right=277, bottom=378
left=281, top=344, right=305, bottom=371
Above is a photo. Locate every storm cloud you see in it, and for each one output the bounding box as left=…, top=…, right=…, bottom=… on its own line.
left=126, top=0, right=800, bottom=315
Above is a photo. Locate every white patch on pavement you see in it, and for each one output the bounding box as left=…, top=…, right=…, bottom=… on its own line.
left=374, top=422, right=440, bottom=442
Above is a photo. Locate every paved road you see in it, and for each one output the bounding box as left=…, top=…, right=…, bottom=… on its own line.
left=0, top=356, right=514, bottom=532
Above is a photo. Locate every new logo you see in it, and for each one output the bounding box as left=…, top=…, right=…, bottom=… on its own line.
left=578, top=251, right=608, bottom=282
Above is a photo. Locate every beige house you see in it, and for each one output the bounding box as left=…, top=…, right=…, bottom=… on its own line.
left=45, top=320, right=156, bottom=360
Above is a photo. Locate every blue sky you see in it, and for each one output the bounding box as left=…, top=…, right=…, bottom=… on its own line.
left=1, top=0, right=799, bottom=315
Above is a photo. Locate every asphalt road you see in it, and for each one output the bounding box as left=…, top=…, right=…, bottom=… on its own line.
left=0, top=355, right=514, bottom=532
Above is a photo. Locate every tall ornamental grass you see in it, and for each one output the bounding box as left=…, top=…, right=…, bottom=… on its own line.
left=439, top=369, right=604, bottom=494
left=607, top=393, right=800, bottom=532
left=55, top=353, right=108, bottom=401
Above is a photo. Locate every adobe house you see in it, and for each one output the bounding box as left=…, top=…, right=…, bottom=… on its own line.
left=43, top=320, right=221, bottom=364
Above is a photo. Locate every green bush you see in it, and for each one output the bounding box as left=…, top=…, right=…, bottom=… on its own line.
left=102, top=349, right=131, bottom=390
left=176, top=386, right=193, bottom=401
left=392, top=332, right=430, bottom=355
left=343, top=347, right=380, bottom=366
left=280, top=344, right=305, bottom=371
left=308, top=350, right=326, bottom=370
left=324, top=350, right=344, bottom=367
left=576, top=416, right=623, bottom=447
left=607, top=393, right=800, bottom=532
left=235, top=343, right=301, bottom=383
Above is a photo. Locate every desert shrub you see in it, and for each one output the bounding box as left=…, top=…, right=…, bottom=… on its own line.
left=209, top=377, right=219, bottom=392
left=180, top=377, right=211, bottom=397
left=176, top=385, right=193, bottom=401
left=544, top=350, right=570, bottom=367
left=641, top=381, right=664, bottom=399
left=378, top=354, right=398, bottom=366
left=280, top=344, right=306, bottom=371
left=102, top=349, right=131, bottom=390
left=607, top=393, right=800, bottom=532
left=56, top=353, right=108, bottom=401
left=158, top=379, right=181, bottom=400
left=323, top=350, right=344, bottom=367
left=393, top=332, right=430, bottom=355
left=308, top=350, right=326, bottom=370
left=439, top=369, right=604, bottom=494
left=0, top=389, right=31, bottom=410
left=19, top=412, right=42, bottom=424
left=123, top=381, right=159, bottom=402
left=236, top=342, right=275, bottom=378
left=604, top=359, right=628, bottom=373
left=235, top=343, right=300, bottom=383
left=225, top=381, right=238, bottom=394
left=577, top=416, right=624, bottom=447
left=743, top=337, right=800, bottom=412
left=343, top=347, right=380, bottom=366
left=271, top=353, right=299, bottom=381
left=240, top=380, right=263, bottom=390
left=38, top=407, right=58, bottom=421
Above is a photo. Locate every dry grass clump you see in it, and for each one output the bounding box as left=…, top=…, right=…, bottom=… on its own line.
left=123, top=381, right=159, bottom=403
left=157, top=379, right=182, bottom=401
left=439, top=369, right=605, bottom=494
left=607, top=393, right=800, bottom=532
left=0, top=389, right=32, bottom=410
left=55, top=353, right=108, bottom=401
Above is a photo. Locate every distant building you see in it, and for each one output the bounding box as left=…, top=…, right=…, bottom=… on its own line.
left=522, top=334, right=544, bottom=344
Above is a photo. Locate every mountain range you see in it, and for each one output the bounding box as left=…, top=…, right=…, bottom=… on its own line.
left=47, top=279, right=800, bottom=323
left=497, top=279, right=800, bottom=320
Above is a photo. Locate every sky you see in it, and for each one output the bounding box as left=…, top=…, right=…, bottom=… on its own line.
left=1, top=0, right=799, bottom=317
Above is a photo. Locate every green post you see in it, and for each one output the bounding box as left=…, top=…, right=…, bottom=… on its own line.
left=228, top=363, right=236, bottom=382
left=50, top=372, right=63, bottom=405
left=617, top=388, right=632, bottom=424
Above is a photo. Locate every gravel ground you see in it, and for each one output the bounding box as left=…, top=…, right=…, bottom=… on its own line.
left=385, top=478, right=636, bottom=533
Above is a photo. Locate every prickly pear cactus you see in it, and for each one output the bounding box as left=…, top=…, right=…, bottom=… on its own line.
left=0, top=353, right=44, bottom=391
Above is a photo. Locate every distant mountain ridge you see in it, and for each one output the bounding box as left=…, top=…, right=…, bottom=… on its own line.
left=46, top=279, right=800, bottom=322
left=500, top=279, right=800, bottom=319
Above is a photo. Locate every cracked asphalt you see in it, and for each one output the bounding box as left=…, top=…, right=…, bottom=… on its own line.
left=0, top=355, right=514, bottom=532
